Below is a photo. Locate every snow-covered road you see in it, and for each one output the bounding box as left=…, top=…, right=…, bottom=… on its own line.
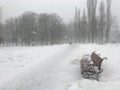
left=0, top=45, right=81, bottom=90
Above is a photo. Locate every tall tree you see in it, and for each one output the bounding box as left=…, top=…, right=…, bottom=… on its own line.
left=74, top=7, right=78, bottom=43
left=87, top=0, right=97, bottom=43
left=74, top=7, right=81, bottom=43
left=106, top=0, right=112, bottom=43
left=81, top=9, right=88, bottom=43
left=5, top=18, right=16, bottom=45
left=19, top=11, right=37, bottom=45
left=99, top=1, right=106, bottom=43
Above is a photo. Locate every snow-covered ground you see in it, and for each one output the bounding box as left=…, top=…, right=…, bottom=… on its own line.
left=0, top=44, right=120, bottom=90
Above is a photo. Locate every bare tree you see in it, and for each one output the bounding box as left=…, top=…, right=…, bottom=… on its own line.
left=74, top=7, right=81, bottom=43
left=87, top=0, right=97, bottom=43
left=81, top=9, right=88, bottom=43
left=106, top=0, right=112, bottom=43
left=99, top=1, right=106, bottom=43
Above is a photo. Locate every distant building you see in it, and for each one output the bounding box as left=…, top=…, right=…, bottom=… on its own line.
left=0, top=6, right=2, bottom=23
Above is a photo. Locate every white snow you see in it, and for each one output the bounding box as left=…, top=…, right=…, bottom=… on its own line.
left=0, top=44, right=120, bottom=90
left=69, top=44, right=120, bottom=90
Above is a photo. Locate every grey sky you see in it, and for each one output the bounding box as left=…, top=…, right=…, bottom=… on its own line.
left=1, top=0, right=120, bottom=23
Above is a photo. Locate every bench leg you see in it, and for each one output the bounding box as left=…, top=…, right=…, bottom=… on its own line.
left=82, top=71, right=89, bottom=79
left=96, top=73, right=100, bottom=81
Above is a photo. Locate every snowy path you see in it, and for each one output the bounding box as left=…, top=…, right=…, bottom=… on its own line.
left=0, top=45, right=81, bottom=90
left=1, top=44, right=120, bottom=90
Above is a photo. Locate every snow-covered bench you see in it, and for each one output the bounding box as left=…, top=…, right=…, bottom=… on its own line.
left=80, top=52, right=107, bottom=81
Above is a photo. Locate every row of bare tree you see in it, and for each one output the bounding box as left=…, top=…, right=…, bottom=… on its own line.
left=72, top=0, right=112, bottom=44
left=0, top=0, right=119, bottom=46
left=0, top=12, right=66, bottom=46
